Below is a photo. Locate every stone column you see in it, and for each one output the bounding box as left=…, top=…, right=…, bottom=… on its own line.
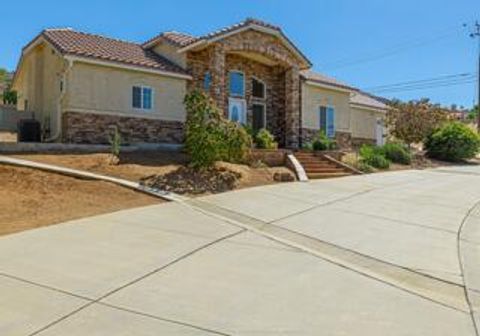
left=284, top=66, right=300, bottom=148
left=209, top=46, right=226, bottom=114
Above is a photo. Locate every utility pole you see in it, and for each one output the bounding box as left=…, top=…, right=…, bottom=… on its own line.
left=468, top=21, right=480, bottom=131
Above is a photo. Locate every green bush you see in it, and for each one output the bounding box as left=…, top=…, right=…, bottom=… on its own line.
left=359, top=144, right=390, bottom=169
left=184, top=90, right=252, bottom=169
left=254, top=128, right=278, bottom=149
left=312, top=131, right=336, bottom=151
left=425, top=122, right=480, bottom=162
left=342, top=153, right=374, bottom=173
left=382, top=142, right=412, bottom=165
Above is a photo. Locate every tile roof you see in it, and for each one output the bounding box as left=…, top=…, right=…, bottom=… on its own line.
left=41, top=29, right=189, bottom=76
left=350, top=92, right=389, bottom=110
left=143, top=18, right=311, bottom=67
left=300, top=70, right=358, bottom=91
left=143, top=31, right=198, bottom=48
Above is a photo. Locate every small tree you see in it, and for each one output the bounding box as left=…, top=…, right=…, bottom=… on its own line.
left=109, top=126, right=122, bottom=165
left=386, top=99, right=448, bottom=146
left=184, top=90, right=252, bottom=169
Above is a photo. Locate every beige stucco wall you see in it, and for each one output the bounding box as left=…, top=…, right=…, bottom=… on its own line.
left=65, top=62, right=187, bottom=122
left=350, top=105, right=386, bottom=139
left=153, top=42, right=187, bottom=69
left=301, top=82, right=352, bottom=132
left=13, top=42, right=65, bottom=137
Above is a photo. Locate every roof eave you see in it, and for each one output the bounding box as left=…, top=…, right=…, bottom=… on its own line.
left=303, top=79, right=358, bottom=93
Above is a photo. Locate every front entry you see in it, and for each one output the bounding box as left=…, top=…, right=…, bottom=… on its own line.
left=375, top=118, right=385, bottom=146
left=228, top=98, right=247, bottom=124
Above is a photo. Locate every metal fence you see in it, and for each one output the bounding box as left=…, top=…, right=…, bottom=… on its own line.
left=0, top=106, right=32, bottom=131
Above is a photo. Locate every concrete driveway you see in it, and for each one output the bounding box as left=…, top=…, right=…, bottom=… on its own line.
left=1, top=167, right=480, bottom=335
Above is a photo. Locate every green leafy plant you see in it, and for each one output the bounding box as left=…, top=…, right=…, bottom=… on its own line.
left=425, top=122, right=480, bottom=162
left=312, top=131, right=336, bottom=151
left=359, top=144, right=390, bottom=169
left=382, top=142, right=412, bottom=165
left=342, top=153, right=374, bottom=173
left=184, top=90, right=252, bottom=169
left=2, top=88, right=17, bottom=106
left=109, top=126, right=122, bottom=165
left=254, top=128, right=278, bottom=149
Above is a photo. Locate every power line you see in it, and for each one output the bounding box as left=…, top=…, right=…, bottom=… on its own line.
left=370, top=78, right=476, bottom=94
left=321, top=26, right=462, bottom=71
left=364, top=73, right=475, bottom=91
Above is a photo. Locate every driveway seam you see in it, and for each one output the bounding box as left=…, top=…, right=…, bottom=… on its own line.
left=457, top=200, right=480, bottom=336
left=325, top=206, right=460, bottom=235
left=185, top=199, right=469, bottom=313
left=25, top=230, right=245, bottom=336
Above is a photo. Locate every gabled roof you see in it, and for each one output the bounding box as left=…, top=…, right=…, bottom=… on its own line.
left=144, top=18, right=312, bottom=68
left=300, top=70, right=358, bottom=91
left=350, top=91, right=389, bottom=111
left=143, top=31, right=198, bottom=48
left=29, top=29, right=189, bottom=77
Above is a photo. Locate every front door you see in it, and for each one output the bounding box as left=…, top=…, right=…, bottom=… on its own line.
left=376, top=118, right=385, bottom=146
left=228, top=98, right=247, bottom=124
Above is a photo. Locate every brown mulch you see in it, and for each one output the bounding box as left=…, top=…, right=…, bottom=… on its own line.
left=0, top=165, right=161, bottom=237
left=140, top=166, right=242, bottom=195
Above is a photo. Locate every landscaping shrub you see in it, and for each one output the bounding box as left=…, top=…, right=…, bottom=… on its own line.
left=108, top=126, right=122, bottom=165
left=359, top=144, right=390, bottom=169
left=254, top=128, right=278, bottom=149
left=382, top=142, right=412, bottom=165
left=184, top=90, right=252, bottom=169
left=342, top=153, right=374, bottom=173
left=425, top=122, right=480, bottom=162
left=312, top=131, right=336, bottom=151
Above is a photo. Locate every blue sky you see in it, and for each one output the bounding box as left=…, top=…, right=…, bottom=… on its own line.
left=2, top=0, right=479, bottom=108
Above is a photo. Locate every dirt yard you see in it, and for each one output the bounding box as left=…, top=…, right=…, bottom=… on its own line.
left=0, top=165, right=160, bottom=236
left=12, top=152, right=294, bottom=192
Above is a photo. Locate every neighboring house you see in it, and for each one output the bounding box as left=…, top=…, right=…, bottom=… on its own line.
left=12, top=18, right=388, bottom=147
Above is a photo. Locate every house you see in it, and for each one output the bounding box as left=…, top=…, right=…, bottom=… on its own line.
left=11, top=18, right=388, bottom=147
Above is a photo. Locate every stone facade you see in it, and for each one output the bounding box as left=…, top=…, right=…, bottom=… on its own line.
left=352, top=137, right=376, bottom=148
left=62, top=112, right=184, bottom=144
left=186, top=29, right=303, bottom=148
left=300, top=128, right=352, bottom=149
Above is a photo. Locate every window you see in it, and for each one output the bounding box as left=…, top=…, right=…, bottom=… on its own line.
left=252, top=78, right=266, bottom=99
left=204, top=72, right=212, bottom=91
left=252, top=104, right=266, bottom=131
left=319, top=106, right=335, bottom=138
left=132, top=86, right=153, bottom=110
left=229, top=71, right=244, bottom=97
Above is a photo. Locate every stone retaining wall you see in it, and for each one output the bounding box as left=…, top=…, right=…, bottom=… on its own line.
left=62, top=112, right=184, bottom=145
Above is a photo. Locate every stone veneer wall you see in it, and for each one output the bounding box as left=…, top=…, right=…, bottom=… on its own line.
left=62, top=112, right=184, bottom=144
left=300, top=128, right=353, bottom=149
left=352, top=137, right=376, bottom=148
left=186, top=29, right=303, bottom=148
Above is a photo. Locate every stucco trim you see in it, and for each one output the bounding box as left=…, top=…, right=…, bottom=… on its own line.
left=65, top=108, right=185, bottom=122
left=304, top=80, right=354, bottom=94
left=64, top=55, right=192, bottom=80
left=350, top=103, right=388, bottom=113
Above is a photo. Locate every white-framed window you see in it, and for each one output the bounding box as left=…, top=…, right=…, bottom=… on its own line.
left=229, top=71, right=245, bottom=97
left=319, top=105, right=335, bottom=138
left=252, top=77, right=266, bottom=99
left=204, top=72, right=212, bottom=91
left=132, top=85, right=153, bottom=110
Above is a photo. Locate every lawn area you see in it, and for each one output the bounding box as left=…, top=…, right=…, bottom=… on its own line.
left=0, top=164, right=160, bottom=236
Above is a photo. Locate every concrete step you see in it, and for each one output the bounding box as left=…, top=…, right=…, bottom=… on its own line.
left=307, top=172, right=351, bottom=179
left=306, top=168, right=347, bottom=174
